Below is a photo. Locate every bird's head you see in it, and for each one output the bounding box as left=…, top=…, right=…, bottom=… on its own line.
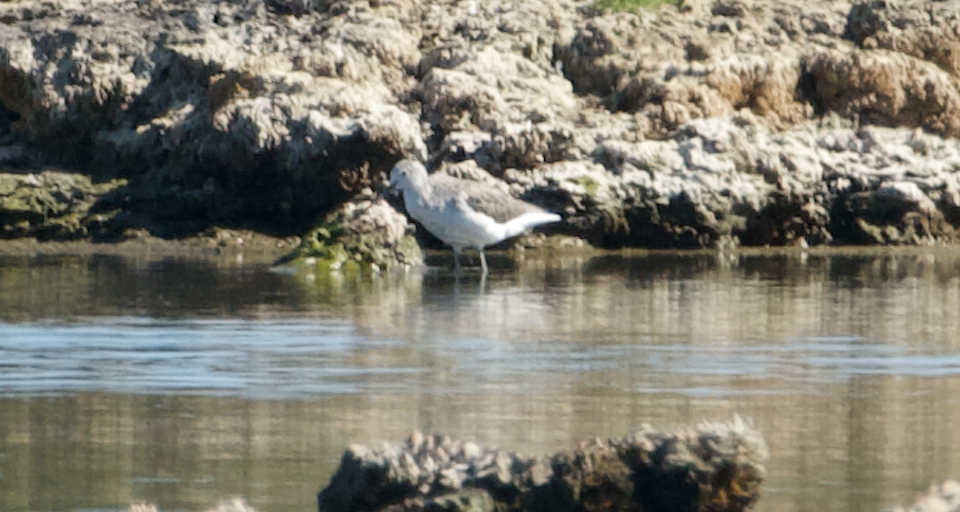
left=388, top=159, right=430, bottom=193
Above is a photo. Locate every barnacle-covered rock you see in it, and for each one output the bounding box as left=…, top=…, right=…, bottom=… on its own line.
left=318, top=417, right=767, bottom=512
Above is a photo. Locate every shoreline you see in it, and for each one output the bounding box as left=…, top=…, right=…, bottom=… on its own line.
left=4, top=233, right=960, bottom=260
left=0, top=229, right=299, bottom=263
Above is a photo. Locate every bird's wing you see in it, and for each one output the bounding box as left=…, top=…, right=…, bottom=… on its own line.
left=431, top=174, right=546, bottom=224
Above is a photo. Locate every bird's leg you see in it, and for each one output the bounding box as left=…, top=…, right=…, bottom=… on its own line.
left=479, top=248, right=488, bottom=275
left=453, top=246, right=463, bottom=275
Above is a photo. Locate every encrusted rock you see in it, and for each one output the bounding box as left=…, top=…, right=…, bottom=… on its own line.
left=126, top=498, right=256, bottom=512
left=277, top=189, right=422, bottom=271
left=205, top=498, right=258, bottom=512
left=804, top=49, right=960, bottom=138
left=0, top=171, right=127, bottom=240
left=318, top=417, right=767, bottom=512
left=0, top=0, right=423, bottom=236
left=884, top=481, right=960, bottom=512
left=511, top=113, right=960, bottom=248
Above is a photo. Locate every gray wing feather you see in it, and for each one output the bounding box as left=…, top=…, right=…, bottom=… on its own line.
left=431, top=174, right=546, bottom=223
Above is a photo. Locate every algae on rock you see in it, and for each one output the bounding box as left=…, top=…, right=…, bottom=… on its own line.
left=279, top=193, right=422, bottom=272
left=0, top=171, right=128, bottom=240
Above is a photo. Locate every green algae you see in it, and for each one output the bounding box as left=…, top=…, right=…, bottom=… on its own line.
left=276, top=205, right=423, bottom=273
left=573, top=175, right=601, bottom=197
left=0, top=171, right=128, bottom=240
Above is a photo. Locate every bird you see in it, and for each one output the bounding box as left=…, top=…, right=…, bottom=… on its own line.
left=388, top=159, right=562, bottom=274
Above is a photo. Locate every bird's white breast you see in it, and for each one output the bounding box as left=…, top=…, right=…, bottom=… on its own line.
left=403, top=190, right=507, bottom=249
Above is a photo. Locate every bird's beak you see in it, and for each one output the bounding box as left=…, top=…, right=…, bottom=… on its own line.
left=383, top=170, right=402, bottom=198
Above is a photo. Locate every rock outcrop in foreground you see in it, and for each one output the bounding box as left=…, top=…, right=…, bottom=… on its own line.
left=318, top=417, right=768, bottom=512
left=885, top=481, right=960, bottom=512
left=277, top=188, right=422, bottom=271
left=3, top=0, right=960, bottom=261
left=129, top=498, right=256, bottom=512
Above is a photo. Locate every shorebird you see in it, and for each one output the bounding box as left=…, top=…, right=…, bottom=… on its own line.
left=389, top=159, right=562, bottom=274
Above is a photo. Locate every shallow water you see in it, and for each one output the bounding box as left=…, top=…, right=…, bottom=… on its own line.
left=1, top=249, right=960, bottom=512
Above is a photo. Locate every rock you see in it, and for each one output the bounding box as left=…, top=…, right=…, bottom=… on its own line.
left=0, top=171, right=128, bottom=240
left=515, top=113, right=960, bottom=248
left=125, top=499, right=256, bottom=512
left=205, top=498, right=258, bottom=512
left=318, top=417, right=767, bottom=512
left=423, top=490, right=496, bottom=512
left=884, top=481, right=960, bottom=512
left=554, top=0, right=845, bottom=136
left=804, top=49, right=960, bottom=138
left=382, top=489, right=497, bottom=512
left=275, top=189, right=422, bottom=271
left=543, top=416, right=768, bottom=512
left=0, top=0, right=424, bottom=236
left=319, top=432, right=550, bottom=512
left=847, top=0, right=960, bottom=71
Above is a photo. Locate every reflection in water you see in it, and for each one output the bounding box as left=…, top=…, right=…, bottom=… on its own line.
left=1, top=249, right=960, bottom=512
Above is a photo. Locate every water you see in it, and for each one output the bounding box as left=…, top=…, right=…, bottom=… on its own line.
left=1, top=249, right=960, bottom=512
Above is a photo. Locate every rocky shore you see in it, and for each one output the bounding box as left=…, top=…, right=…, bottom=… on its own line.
left=3, top=0, right=960, bottom=265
